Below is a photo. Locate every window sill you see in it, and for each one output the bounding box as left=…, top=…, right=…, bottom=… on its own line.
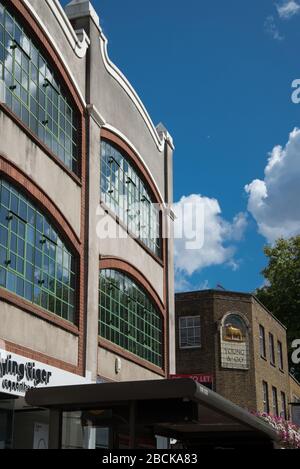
left=98, top=336, right=166, bottom=377
left=0, top=287, right=80, bottom=336
left=99, top=200, right=164, bottom=267
left=180, top=346, right=202, bottom=350
left=0, top=103, right=82, bottom=186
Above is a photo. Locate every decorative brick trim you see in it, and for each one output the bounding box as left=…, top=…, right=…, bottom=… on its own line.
left=0, top=154, right=81, bottom=249
left=0, top=289, right=79, bottom=336
left=99, top=131, right=169, bottom=376
left=99, top=257, right=165, bottom=315
left=8, top=0, right=83, bottom=112
left=77, top=113, right=87, bottom=377
left=98, top=337, right=166, bottom=378
left=162, top=237, right=169, bottom=377
left=99, top=201, right=164, bottom=267
left=0, top=104, right=82, bottom=186
left=4, top=340, right=81, bottom=376
left=99, top=257, right=167, bottom=376
left=101, top=128, right=163, bottom=204
left=0, top=0, right=88, bottom=378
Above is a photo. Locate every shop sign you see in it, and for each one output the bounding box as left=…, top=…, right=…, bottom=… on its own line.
left=220, top=313, right=250, bottom=370
left=0, top=348, right=89, bottom=397
left=169, top=374, right=213, bottom=389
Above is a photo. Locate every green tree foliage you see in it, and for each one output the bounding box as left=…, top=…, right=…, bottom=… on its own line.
left=256, top=237, right=300, bottom=381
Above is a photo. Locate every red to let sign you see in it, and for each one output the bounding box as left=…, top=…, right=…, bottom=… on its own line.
left=169, top=374, right=213, bottom=384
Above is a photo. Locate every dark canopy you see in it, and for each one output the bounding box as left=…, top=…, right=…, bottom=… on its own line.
left=26, top=378, right=279, bottom=449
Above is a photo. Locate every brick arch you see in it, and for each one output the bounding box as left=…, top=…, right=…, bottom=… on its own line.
left=0, top=1, right=87, bottom=376
left=0, top=154, right=81, bottom=252
left=0, top=155, right=85, bottom=354
left=8, top=0, right=84, bottom=113
left=101, top=129, right=163, bottom=205
left=2, top=0, right=86, bottom=183
left=99, top=257, right=165, bottom=317
left=99, top=257, right=167, bottom=376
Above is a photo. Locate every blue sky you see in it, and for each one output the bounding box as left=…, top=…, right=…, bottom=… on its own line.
left=63, top=0, right=300, bottom=293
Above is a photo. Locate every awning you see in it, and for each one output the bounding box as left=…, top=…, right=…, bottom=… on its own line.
left=26, top=378, right=280, bottom=449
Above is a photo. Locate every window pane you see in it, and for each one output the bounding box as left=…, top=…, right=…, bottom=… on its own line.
left=179, top=316, right=201, bottom=348
left=100, top=140, right=161, bottom=257
left=99, top=269, right=163, bottom=368
left=0, top=1, right=78, bottom=173
left=0, top=179, right=77, bottom=323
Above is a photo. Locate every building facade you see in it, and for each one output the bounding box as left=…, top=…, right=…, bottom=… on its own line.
left=175, top=290, right=292, bottom=418
left=0, top=0, right=174, bottom=449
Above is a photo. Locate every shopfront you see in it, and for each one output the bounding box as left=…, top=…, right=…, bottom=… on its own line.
left=26, top=378, right=280, bottom=449
left=0, top=348, right=90, bottom=449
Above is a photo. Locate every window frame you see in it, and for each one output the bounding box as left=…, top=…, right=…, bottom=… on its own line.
left=0, top=178, right=78, bottom=324
left=259, top=325, right=266, bottom=359
left=263, top=381, right=270, bottom=414
left=98, top=268, right=164, bottom=369
left=0, top=1, right=80, bottom=175
left=269, top=332, right=275, bottom=366
left=278, top=340, right=284, bottom=371
left=281, top=391, right=287, bottom=420
left=179, top=315, right=201, bottom=350
left=272, top=386, right=279, bottom=417
left=100, top=139, right=162, bottom=259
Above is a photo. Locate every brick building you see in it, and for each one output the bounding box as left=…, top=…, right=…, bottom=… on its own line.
left=175, top=290, right=294, bottom=418
left=0, top=0, right=174, bottom=448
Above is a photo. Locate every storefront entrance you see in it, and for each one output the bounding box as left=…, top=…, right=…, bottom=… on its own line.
left=0, top=395, right=15, bottom=449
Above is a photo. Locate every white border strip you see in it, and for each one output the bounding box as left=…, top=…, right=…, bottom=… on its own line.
left=99, top=33, right=165, bottom=153
left=46, top=0, right=90, bottom=58
left=21, top=0, right=173, bottom=153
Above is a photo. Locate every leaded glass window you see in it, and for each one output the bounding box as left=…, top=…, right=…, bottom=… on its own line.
left=99, top=269, right=163, bottom=368
left=101, top=141, right=161, bottom=257
left=0, top=179, right=76, bottom=322
left=0, top=2, right=78, bottom=172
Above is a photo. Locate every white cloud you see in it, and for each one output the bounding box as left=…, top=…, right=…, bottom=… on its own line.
left=175, top=275, right=209, bottom=293
left=245, top=128, right=300, bottom=243
left=264, top=15, right=284, bottom=41
left=173, top=194, right=248, bottom=278
left=276, top=0, right=300, bottom=19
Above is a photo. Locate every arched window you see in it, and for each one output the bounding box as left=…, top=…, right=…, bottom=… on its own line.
left=0, top=2, right=79, bottom=173
left=99, top=269, right=163, bottom=367
left=0, top=179, right=77, bottom=323
left=100, top=140, right=161, bottom=257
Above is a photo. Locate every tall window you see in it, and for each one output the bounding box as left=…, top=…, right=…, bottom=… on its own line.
left=179, top=316, right=201, bottom=349
left=263, top=381, right=269, bottom=414
left=278, top=341, right=284, bottom=371
left=259, top=325, right=266, bottom=358
left=0, top=2, right=78, bottom=172
left=0, top=179, right=76, bottom=322
left=100, top=140, right=161, bottom=257
left=269, top=333, right=275, bottom=366
left=272, top=387, right=278, bottom=417
left=99, top=269, right=163, bottom=367
left=281, top=392, right=287, bottom=420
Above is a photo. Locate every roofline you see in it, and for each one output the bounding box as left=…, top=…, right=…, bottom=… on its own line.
left=290, top=373, right=300, bottom=387
left=175, top=289, right=287, bottom=331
